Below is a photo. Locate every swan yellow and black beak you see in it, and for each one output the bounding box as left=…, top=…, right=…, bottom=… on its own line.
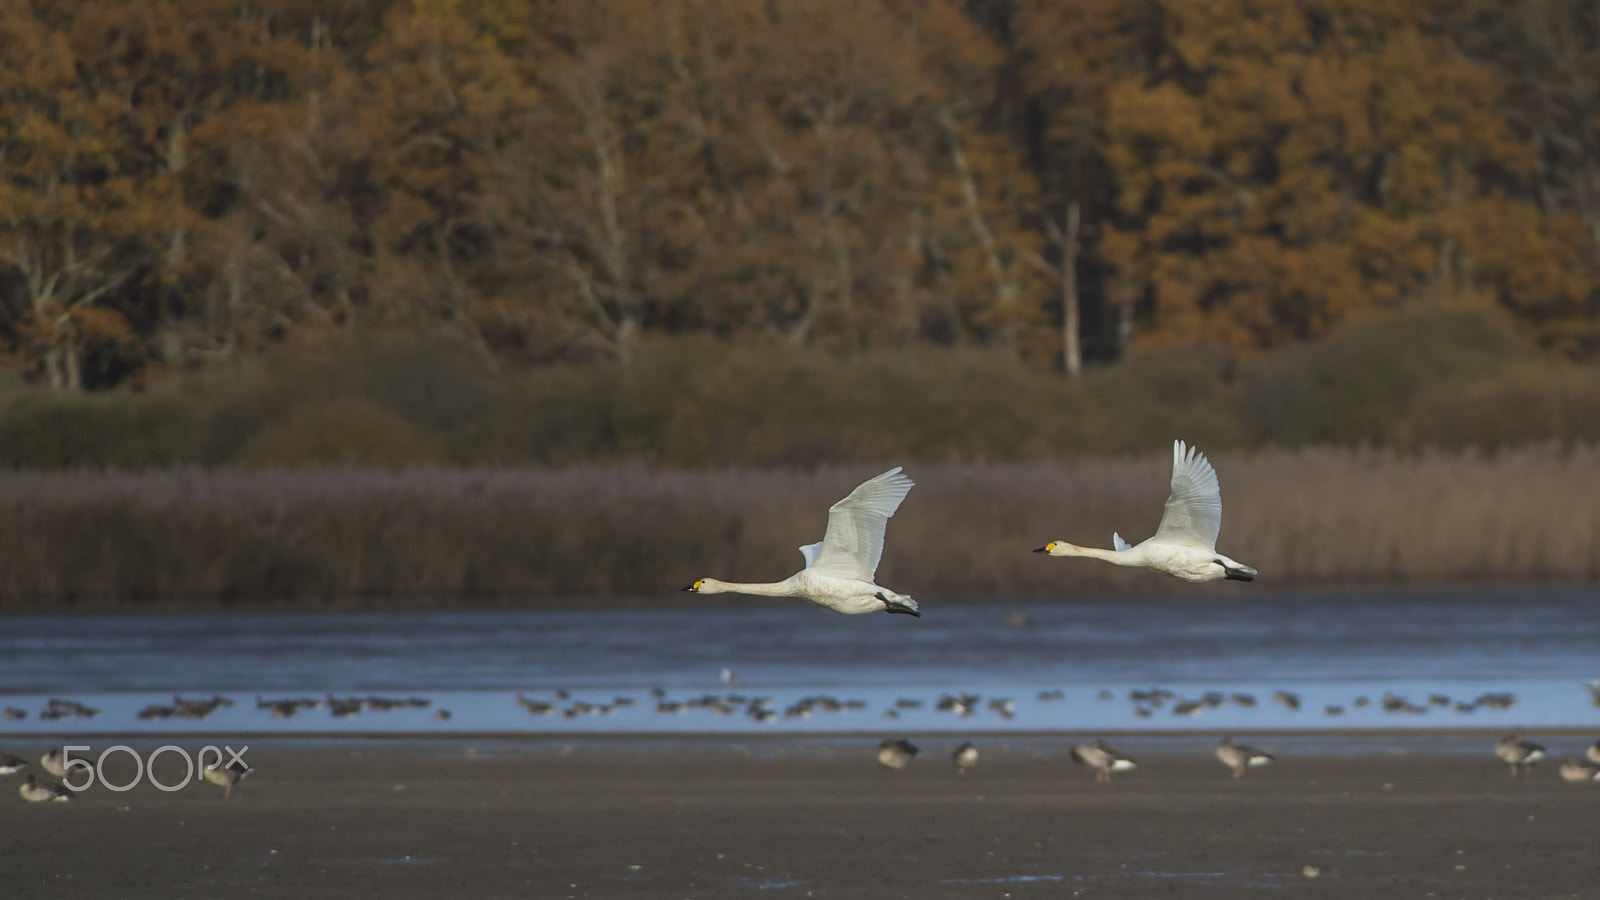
left=1033, top=542, right=1055, bottom=554
left=681, top=579, right=704, bottom=592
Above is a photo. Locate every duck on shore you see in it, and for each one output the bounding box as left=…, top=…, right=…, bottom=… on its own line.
left=1216, top=737, right=1274, bottom=779
left=203, top=759, right=252, bottom=799
left=951, top=742, right=978, bottom=776
left=1070, top=740, right=1138, bottom=782
left=1557, top=757, right=1600, bottom=783
left=19, top=774, right=71, bottom=803
left=877, top=739, right=918, bottom=771
left=1494, top=733, right=1545, bottom=777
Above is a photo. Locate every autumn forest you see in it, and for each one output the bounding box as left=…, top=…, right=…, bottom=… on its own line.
left=2, top=0, right=1597, bottom=395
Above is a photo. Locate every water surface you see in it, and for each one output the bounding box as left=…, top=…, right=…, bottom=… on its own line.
left=2, top=589, right=1595, bottom=736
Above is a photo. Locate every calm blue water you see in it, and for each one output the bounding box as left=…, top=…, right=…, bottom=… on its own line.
left=1, top=589, right=1596, bottom=736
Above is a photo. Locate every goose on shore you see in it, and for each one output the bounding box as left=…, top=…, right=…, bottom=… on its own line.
left=1586, top=739, right=1600, bottom=766
left=1036, top=441, right=1257, bottom=583
left=877, top=739, right=919, bottom=770
left=203, top=759, right=252, bottom=798
left=18, top=774, right=71, bottom=803
left=1557, top=757, right=1600, bottom=783
left=1495, top=733, right=1545, bottom=777
left=1070, top=740, right=1137, bottom=782
left=0, top=753, right=29, bottom=775
left=39, top=748, right=66, bottom=778
left=684, top=468, right=921, bottom=616
left=952, top=742, right=979, bottom=776
left=1216, top=737, right=1274, bottom=779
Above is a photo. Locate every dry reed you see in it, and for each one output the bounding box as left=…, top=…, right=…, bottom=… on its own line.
left=2, top=444, right=1599, bottom=610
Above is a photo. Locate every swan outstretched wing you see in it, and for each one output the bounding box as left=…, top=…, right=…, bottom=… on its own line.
left=807, top=467, right=915, bottom=580
left=1152, top=440, right=1223, bottom=550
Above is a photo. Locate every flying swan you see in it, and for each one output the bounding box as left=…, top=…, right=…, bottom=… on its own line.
left=1035, top=440, right=1257, bottom=583
left=683, top=467, right=921, bottom=617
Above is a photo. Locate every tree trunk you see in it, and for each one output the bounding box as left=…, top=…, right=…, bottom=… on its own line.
left=1049, top=201, right=1082, bottom=379
left=65, top=342, right=82, bottom=391
left=44, top=348, right=66, bottom=391
left=940, top=109, right=1021, bottom=353
left=615, top=315, right=638, bottom=366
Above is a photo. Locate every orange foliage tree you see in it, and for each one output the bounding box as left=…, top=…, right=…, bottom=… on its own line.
left=0, top=0, right=1596, bottom=388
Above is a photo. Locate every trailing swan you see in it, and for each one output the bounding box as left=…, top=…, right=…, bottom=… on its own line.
left=1036, top=440, right=1257, bottom=583
left=683, top=467, right=921, bottom=617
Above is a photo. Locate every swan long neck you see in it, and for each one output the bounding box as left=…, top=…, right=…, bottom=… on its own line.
left=698, top=578, right=798, bottom=598
left=1053, top=543, right=1137, bottom=566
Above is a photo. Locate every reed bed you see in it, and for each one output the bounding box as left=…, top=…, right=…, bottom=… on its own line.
left=2, top=444, right=1600, bottom=610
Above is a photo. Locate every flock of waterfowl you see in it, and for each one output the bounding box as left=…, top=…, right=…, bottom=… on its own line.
left=1498, top=733, right=1600, bottom=782
left=672, top=438, right=1600, bottom=789
left=4, top=440, right=1596, bottom=807
left=2, top=745, right=251, bottom=802
left=1106, top=686, right=1522, bottom=720
left=251, top=694, right=445, bottom=721
left=864, top=734, right=1600, bottom=784
left=2, top=694, right=452, bottom=724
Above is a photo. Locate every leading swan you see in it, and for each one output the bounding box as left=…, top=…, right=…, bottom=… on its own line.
left=1036, top=440, right=1257, bottom=583
left=683, top=467, right=921, bottom=617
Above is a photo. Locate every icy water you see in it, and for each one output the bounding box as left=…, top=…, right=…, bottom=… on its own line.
left=1, top=589, right=1596, bottom=737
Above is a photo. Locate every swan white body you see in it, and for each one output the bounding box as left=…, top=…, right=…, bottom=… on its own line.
left=1037, top=440, right=1257, bottom=583
left=684, top=468, right=920, bottom=617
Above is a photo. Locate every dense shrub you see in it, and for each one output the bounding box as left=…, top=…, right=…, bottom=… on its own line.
left=0, top=308, right=1591, bottom=471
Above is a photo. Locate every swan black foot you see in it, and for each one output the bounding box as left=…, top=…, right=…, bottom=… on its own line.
left=878, top=592, right=921, bottom=617
left=1222, top=564, right=1257, bottom=582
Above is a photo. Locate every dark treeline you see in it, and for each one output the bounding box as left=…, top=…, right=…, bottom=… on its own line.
left=1, top=0, right=1597, bottom=393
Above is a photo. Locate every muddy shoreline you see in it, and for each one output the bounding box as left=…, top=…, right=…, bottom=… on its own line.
left=1, top=737, right=1595, bottom=898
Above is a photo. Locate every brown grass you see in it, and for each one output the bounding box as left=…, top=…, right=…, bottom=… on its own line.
left=2, top=444, right=1599, bottom=610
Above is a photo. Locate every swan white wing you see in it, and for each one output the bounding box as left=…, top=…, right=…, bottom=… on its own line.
left=807, top=467, right=915, bottom=580
left=1112, top=533, right=1131, bottom=552
left=1152, top=440, right=1223, bottom=550
left=798, top=541, right=823, bottom=569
